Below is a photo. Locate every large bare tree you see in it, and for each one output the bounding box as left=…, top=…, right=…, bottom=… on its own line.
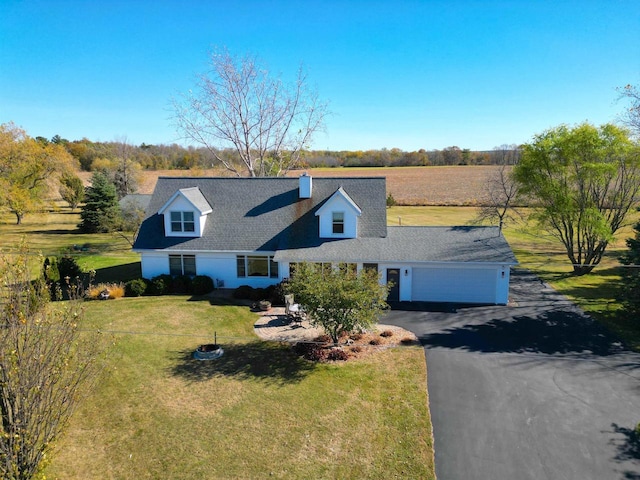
left=618, top=83, right=640, bottom=137
left=173, top=50, right=329, bottom=177
left=475, top=145, right=521, bottom=232
left=0, top=249, right=103, bottom=479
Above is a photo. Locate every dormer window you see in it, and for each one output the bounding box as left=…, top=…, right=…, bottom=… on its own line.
left=332, top=212, right=344, bottom=234
left=159, top=187, right=212, bottom=238
left=171, top=211, right=195, bottom=232
left=316, top=187, right=362, bottom=239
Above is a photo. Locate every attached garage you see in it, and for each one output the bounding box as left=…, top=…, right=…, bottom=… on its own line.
left=411, top=266, right=501, bottom=304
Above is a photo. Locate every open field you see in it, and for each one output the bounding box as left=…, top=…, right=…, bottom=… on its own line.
left=78, top=165, right=502, bottom=206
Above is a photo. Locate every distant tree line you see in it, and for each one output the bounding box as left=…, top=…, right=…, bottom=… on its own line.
left=39, top=136, right=521, bottom=172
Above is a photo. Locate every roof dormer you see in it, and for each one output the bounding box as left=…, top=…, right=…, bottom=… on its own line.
left=158, top=187, right=212, bottom=238
left=315, top=187, right=362, bottom=239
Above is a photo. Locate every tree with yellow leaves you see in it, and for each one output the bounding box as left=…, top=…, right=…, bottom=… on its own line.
left=0, top=123, right=77, bottom=224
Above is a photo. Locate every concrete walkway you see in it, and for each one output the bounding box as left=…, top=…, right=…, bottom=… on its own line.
left=383, top=269, right=640, bottom=480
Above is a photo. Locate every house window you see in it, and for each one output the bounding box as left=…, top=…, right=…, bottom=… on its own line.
left=312, top=262, right=333, bottom=276
left=237, top=255, right=278, bottom=278
left=332, top=211, right=344, bottom=234
left=170, top=211, right=195, bottom=233
left=338, top=262, right=357, bottom=275
left=363, top=263, right=379, bottom=273
left=169, top=254, right=196, bottom=276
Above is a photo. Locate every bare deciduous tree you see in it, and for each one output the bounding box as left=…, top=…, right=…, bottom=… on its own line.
left=618, top=83, right=640, bottom=137
left=475, top=145, right=521, bottom=232
left=0, top=249, right=104, bottom=479
left=173, top=49, right=329, bottom=177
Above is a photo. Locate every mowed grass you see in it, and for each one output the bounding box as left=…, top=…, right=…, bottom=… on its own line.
left=0, top=206, right=140, bottom=283
left=0, top=208, right=433, bottom=479
left=44, top=296, right=433, bottom=479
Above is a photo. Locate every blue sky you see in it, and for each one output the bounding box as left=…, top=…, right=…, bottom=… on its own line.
left=1, top=0, right=638, bottom=151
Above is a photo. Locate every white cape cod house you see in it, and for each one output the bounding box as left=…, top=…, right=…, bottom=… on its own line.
left=133, top=174, right=518, bottom=304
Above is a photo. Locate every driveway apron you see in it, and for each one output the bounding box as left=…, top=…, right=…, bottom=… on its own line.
left=383, top=269, right=640, bottom=480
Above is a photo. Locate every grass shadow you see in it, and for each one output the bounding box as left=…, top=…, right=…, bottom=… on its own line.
left=94, top=262, right=141, bottom=283
left=169, top=340, right=316, bottom=385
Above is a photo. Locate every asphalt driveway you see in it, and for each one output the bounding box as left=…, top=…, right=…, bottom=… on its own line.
left=383, top=269, right=640, bottom=480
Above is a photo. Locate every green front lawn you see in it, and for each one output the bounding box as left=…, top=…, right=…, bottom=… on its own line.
left=44, top=296, right=434, bottom=479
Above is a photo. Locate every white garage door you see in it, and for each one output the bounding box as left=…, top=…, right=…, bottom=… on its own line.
left=412, top=267, right=498, bottom=304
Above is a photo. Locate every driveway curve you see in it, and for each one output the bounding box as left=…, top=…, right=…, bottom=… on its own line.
left=383, top=269, right=640, bottom=480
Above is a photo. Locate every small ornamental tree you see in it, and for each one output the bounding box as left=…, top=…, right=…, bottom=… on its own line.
left=78, top=172, right=120, bottom=233
left=286, top=263, right=389, bottom=344
left=0, top=249, right=103, bottom=479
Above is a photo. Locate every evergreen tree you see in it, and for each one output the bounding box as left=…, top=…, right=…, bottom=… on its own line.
left=620, top=208, right=640, bottom=313
left=78, top=172, right=120, bottom=233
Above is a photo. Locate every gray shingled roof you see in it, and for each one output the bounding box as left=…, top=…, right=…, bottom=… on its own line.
left=273, top=226, right=518, bottom=264
left=158, top=187, right=212, bottom=214
left=133, top=176, right=388, bottom=252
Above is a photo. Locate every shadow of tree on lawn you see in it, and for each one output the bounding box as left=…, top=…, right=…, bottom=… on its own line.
left=169, top=340, right=316, bottom=386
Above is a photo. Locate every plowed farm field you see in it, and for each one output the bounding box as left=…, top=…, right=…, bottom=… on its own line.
left=79, top=165, right=502, bottom=206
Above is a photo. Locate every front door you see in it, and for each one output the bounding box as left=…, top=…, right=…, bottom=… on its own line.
left=387, top=268, right=400, bottom=302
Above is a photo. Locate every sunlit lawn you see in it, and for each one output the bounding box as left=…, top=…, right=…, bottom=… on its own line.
left=44, top=296, right=433, bottom=479
left=0, top=206, right=140, bottom=283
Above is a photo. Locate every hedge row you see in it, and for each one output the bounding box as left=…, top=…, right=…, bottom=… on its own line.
left=232, top=282, right=287, bottom=305
left=125, top=275, right=214, bottom=297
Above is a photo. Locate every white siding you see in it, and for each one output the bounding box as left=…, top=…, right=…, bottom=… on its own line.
left=139, top=251, right=284, bottom=289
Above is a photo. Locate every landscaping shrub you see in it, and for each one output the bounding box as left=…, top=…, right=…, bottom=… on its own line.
left=386, top=193, right=397, bottom=207
left=380, top=330, right=394, bottom=338
left=293, top=342, right=328, bottom=362
left=313, top=334, right=332, bottom=346
left=86, top=282, right=125, bottom=300
left=192, top=275, right=214, bottom=295
left=249, top=287, right=267, bottom=302
left=57, top=255, right=83, bottom=282
left=349, top=332, right=364, bottom=341
left=350, top=345, right=363, bottom=354
left=270, top=281, right=287, bottom=305
left=327, top=348, right=349, bottom=361
left=369, top=337, right=381, bottom=346
left=401, top=337, right=416, bottom=345
left=172, top=275, right=193, bottom=294
left=148, top=275, right=170, bottom=295
left=125, top=278, right=147, bottom=297
left=233, top=285, right=253, bottom=299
